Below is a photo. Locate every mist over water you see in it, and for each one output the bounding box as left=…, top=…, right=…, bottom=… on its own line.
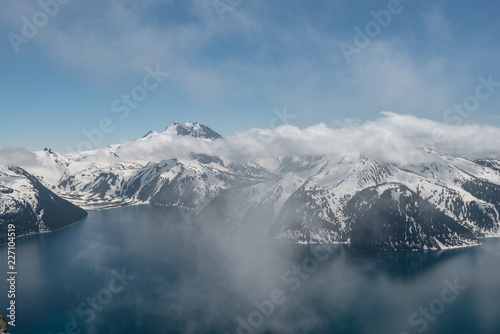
left=1, top=204, right=500, bottom=334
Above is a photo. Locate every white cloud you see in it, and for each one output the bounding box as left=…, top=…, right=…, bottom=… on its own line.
left=79, top=113, right=500, bottom=166
left=421, top=3, right=453, bottom=41
left=347, top=41, right=456, bottom=118
left=0, top=146, right=37, bottom=166
left=2, top=0, right=499, bottom=144
left=1, top=113, right=499, bottom=171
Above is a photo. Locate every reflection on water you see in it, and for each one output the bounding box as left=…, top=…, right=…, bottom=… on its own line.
left=0, top=204, right=499, bottom=334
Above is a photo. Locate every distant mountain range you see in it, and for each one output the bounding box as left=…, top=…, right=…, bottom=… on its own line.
left=1, top=121, right=500, bottom=250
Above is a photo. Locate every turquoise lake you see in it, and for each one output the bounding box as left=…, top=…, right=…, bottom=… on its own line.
left=1, top=204, right=500, bottom=334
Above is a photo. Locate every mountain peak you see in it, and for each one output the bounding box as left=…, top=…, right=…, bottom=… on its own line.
left=142, top=130, right=158, bottom=138
left=164, top=121, right=222, bottom=140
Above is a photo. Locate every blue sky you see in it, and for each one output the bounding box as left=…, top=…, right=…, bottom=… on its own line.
left=0, top=0, right=499, bottom=152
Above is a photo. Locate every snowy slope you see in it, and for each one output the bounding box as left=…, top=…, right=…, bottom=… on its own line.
left=163, top=121, right=222, bottom=140
left=0, top=166, right=87, bottom=243
left=268, top=152, right=500, bottom=248
left=5, top=121, right=500, bottom=250
left=344, top=183, right=479, bottom=250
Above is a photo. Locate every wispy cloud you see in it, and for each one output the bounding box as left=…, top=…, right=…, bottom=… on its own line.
left=0, top=146, right=37, bottom=166
left=421, top=2, right=453, bottom=41
left=1, top=0, right=499, bottom=152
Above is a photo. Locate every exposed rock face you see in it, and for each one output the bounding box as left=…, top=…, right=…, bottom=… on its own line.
left=0, top=314, right=9, bottom=333
left=344, top=184, right=478, bottom=250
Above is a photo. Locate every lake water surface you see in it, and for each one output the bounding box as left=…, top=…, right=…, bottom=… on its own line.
left=1, top=204, right=500, bottom=334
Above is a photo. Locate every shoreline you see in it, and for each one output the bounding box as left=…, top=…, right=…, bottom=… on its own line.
left=2, top=200, right=500, bottom=252
left=0, top=214, right=88, bottom=246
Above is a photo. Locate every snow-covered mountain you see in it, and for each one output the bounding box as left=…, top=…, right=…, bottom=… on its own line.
left=0, top=166, right=87, bottom=243
left=2, top=121, right=500, bottom=250
left=266, top=151, right=500, bottom=248
left=198, top=151, right=500, bottom=250
left=163, top=121, right=222, bottom=140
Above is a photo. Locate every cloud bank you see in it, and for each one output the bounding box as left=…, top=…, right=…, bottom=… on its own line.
left=105, top=112, right=500, bottom=165
left=1, top=113, right=499, bottom=168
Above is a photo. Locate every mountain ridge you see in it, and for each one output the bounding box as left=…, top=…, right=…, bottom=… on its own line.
left=0, top=165, right=88, bottom=243
left=1, top=121, right=500, bottom=250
